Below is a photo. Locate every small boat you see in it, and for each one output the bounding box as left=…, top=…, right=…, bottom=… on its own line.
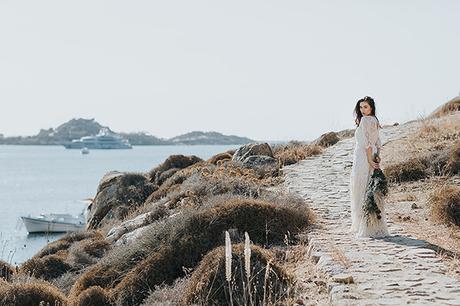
left=81, top=147, right=90, bottom=154
left=21, top=213, right=85, bottom=233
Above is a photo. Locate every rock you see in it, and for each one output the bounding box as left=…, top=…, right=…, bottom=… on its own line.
left=331, top=274, right=354, bottom=284
left=86, top=172, right=157, bottom=229
left=241, top=155, right=278, bottom=168
left=115, top=225, right=150, bottom=246
left=106, top=212, right=151, bottom=242
left=232, top=142, right=274, bottom=162
left=336, top=128, right=355, bottom=139
left=411, top=203, right=418, bottom=209
left=312, top=132, right=340, bottom=147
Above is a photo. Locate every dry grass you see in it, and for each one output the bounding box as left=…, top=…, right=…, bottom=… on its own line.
left=20, top=254, right=72, bottom=281
left=33, top=231, right=102, bottom=259
left=447, top=141, right=460, bottom=175
left=428, top=96, right=460, bottom=118
left=429, top=184, right=460, bottom=227
left=183, top=244, right=293, bottom=306
left=69, top=195, right=312, bottom=305
left=273, top=142, right=323, bottom=167
left=383, top=157, right=429, bottom=183
left=110, top=197, right=312, bottom=305
left=144, top=161, right=213, bottom=204
left=139, top=278, right=188, bottom=306
left=207, top=150, right=235, bottom=165
left=0, top=281, right=67, bottom=306
left=382, top=112, right=460, bottom=183
left=0, top=260, right=14, bottom=282
left=330, top=244, right=352, bottom=269
left=145, top=161, right=282, bottom=211
left=68, top=286, right=113, bottom=306
left=148, top=154, right=203, bottom=185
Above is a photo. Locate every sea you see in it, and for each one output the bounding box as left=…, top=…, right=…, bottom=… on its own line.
left=0, top=144, right=242, bottom=265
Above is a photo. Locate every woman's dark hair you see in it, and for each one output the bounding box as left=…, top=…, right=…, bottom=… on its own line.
left=353, top=96, right=381, bottom=127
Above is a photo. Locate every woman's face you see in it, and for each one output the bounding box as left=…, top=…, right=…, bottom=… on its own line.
left=359, top=101, right=372, bottom=116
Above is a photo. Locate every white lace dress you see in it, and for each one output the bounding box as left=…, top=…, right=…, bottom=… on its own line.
left=350, top=115, right=389, bottom=238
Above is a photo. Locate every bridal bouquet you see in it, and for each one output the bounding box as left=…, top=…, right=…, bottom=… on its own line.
left=363, top=154, right=388, bottom=224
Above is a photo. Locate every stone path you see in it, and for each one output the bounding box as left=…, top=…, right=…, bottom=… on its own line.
left=282, top=121, right=460, bottom=305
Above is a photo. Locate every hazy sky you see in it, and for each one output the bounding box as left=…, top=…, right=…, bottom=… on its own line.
left=1, top=1, right=459, bottom=141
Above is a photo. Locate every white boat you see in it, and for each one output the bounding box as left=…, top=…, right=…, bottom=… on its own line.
left=81, top=147, right=90, bottom=154
left=21, top=213, right=85, bottom=233
left=63, top=128, right=132, bottom=149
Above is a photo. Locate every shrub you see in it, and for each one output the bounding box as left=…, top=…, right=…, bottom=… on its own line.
left=183, top=244, right=293, bottom=306
left=446, top=141, right=460, bottom=175
left=0, top=281, right=67, bottom=306
left=273, top=142, right=323, bottom=166
left=383, top=158, right=428, bottom=183
left=79, top=239, right=111, bottom=258
left=34, top=231, right=102, bottom=259
left=429, top=185, right=460, bottom=226
left=207, top=152, right=233, bottom=165
left=69, top=286, right=113, bottom=306
left=139, top=278, right=187, bottom=306
left=20, top=254, right=72, bottom=281
left=148, top=155, right=203, bottom=185
left=166, top=170, right=262, bottom=209
left=144, top=162, right=208, bottom=204
left=111, top=197, right=311, bottom=305
left=0, top=260, right=14, bottom=281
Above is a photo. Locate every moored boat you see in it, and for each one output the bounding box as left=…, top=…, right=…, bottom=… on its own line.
left=21, top=213, right=85, bottom=233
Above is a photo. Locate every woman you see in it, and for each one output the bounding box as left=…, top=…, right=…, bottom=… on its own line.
left=350, top=96, right=389, bottom=238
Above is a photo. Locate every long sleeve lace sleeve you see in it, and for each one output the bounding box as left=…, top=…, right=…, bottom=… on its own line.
left=361, top=116, right=379, bottom=154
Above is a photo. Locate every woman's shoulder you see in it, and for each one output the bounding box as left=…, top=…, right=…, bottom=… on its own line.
left=362, top=115, right=377, bottom=120
left=359, top=115, right=378, bottom=128
left=361, top=115, right=378, bottom=123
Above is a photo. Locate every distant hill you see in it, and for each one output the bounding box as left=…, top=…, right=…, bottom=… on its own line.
left=0, top=118, right=254, bottom=146
left=119, top=132, right=171, bottom=145
left=169, top=131, right=253, bottom=145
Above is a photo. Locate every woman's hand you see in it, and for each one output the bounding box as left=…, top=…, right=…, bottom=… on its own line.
left=369, top=160, right=380, bottom=169
left=375, top=156, right=381, bottom=163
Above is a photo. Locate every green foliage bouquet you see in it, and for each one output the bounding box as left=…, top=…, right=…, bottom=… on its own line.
left=363, top=154, right=388, bottom=224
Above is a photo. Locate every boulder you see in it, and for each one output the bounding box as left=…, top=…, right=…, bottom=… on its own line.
left=106, top=198, right=168, bottom=242
left=86, top=172, right=157, bottom=229
left=336, top=129, right=355, bottom=139
left=241, top=155, right=278, bottom=169
left=232, top=142, right=274, bottom=162
left=312, top=132, right=340, bottom=147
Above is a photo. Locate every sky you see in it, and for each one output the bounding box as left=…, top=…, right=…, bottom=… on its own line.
left=0, top=0, right=459, bottom=141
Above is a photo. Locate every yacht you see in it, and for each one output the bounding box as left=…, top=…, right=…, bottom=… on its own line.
left=63, top=128, right=132, bottom=149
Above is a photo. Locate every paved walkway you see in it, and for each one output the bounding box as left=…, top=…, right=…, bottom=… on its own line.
left=282, top=121, right=460, bottom=305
